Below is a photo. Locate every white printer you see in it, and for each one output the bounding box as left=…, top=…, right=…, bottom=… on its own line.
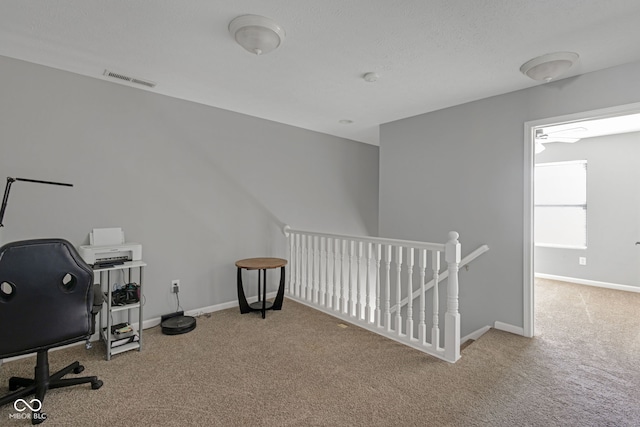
left=79, top=227, right=142, bottom=267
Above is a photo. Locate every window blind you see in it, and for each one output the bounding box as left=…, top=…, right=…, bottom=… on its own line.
left=534, top=160, right=587, bottom=248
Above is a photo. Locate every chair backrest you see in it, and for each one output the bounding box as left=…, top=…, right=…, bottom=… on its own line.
left=0, top=239, right=94, bottom=358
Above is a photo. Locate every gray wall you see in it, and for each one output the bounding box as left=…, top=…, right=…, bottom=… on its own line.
left=0, top=55, right=379, bottom=320
left=379, top=60, right=640, bottom=334
left=535, top=132, right=640, bottom=287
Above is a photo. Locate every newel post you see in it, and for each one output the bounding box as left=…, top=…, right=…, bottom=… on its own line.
left=444, top=231, right=461, bottom=362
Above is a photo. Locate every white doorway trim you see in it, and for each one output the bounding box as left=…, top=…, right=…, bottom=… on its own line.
left=523, top=101, right=640, bottom=338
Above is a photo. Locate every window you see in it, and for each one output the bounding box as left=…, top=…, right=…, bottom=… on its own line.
left=534, top=160, right=587, bottom=248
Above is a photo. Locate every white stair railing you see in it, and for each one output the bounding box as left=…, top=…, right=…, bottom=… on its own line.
left=283, top=226, right=462, bottom=363
left=391, top=244, right=490, bottom=314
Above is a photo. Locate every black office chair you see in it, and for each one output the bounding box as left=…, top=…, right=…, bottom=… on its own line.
left=0, top=239, right=103, bottom=424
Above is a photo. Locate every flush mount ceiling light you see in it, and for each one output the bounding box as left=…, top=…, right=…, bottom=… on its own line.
left=363, top=72, right=379, bottom=82
left=520, top=52, right=579, bottom=82
left=229, top=15, right=285, bottom=55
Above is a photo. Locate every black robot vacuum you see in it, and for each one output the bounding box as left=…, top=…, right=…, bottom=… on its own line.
left=161, top=314, right=196, bottom=335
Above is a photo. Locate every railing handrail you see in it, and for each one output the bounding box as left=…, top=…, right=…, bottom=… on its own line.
left=283, top=225, right=446, bottom=252
left=390, top=244, right=489, bottom=313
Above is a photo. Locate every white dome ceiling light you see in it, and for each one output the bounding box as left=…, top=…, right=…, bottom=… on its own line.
left=229, top=15, right=286, bottom=55
left=363, top=72, right=379, bottom=82
left=520, top=52, right=579, bottom=82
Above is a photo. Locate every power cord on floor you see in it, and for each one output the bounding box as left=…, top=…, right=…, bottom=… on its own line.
left=175, top=291, right=183, bottom=313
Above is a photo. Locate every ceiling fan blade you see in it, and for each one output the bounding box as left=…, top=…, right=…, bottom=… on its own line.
left=547, top=126, right=587, bottom=136
left=544, top=136, right=580, bottom=143
left=534, top=128, right=580, bottom=143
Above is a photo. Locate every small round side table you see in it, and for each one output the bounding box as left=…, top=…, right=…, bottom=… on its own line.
left=235, top=257, right=287, bottom=319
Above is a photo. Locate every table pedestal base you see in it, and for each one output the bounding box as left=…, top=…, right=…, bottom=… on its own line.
left=236, top=261, right=286, bottom=319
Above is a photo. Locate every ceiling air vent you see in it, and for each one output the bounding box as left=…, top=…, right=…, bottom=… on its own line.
left=103, top=70, right=156, bottom=88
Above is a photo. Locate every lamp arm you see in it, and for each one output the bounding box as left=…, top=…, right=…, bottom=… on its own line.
left=0, top=177, right=73, bottom=227
left=0, top=177, right=16, bottom=228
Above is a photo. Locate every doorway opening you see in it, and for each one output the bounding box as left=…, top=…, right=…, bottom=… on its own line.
left=523, top=102, right=640, bottom=337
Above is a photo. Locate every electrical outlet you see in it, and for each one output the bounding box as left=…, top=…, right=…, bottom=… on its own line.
left=171, top=279, right=180, bottom=293
left=579, top=257, right=587, bottom=266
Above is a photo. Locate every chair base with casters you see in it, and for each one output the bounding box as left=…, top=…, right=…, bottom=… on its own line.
left=0, top=350, right=103, bottom=424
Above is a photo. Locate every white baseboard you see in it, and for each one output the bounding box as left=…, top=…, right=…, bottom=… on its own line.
left=1, top=292, right=278, bottom=364
left=140, top=291, right=278, bottom=329
left=494, top=321, right=524, bottom=336
left=461, top=325, right=491, bottom=343
left=1, top=340, right=91, bottom=364
left=535, top=273, right=640, bottom=293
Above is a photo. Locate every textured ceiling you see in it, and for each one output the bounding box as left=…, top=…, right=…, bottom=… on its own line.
left=2, top=1, right=640, bottom=145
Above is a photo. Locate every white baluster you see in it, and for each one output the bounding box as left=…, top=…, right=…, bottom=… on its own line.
left=384, top=245, right=392, bottom=332
left=334, top=238, right=341, bottom=311
left=300, top=234, right=306, bottom=299
left=348, top=240, right=355, bottom=316
left=287, top=231, right=294, bottom=295
left=365, top=242, right=372, bottom=323
left=294, top=233, right=299, bottom=296
left=432, top=251, right=440, bottom=349
left=318, top=237, right=327, bottom=305
left=395, top=246, right=403, bottom=336
left=375, top=244, right=382, bottom=328
left=356, top=241, right=363, bottom=319
left=293, top=234, right=297, bottom=297
left=312, top=236, right=319, bottom=303
left=406, top=247, right=414, bottom=340
left=325, top=237, right=332, bottom=308
left=418, top=249, right=427, bottom=344
left=307, top=235, right=313, bottom=301
left=341, top=240, right=348, bottom=314
left=445, top=231, right=461, bottom=362
left=299, top=234, right=305, bottom=300
left=291, top=233, right=297, bottom=296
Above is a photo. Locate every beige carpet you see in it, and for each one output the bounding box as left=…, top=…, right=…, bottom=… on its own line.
left=1, top=278, right=640, bottom=426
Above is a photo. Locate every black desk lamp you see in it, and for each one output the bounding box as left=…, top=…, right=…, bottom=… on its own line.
left=0, top=177, right=73, bottom=227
